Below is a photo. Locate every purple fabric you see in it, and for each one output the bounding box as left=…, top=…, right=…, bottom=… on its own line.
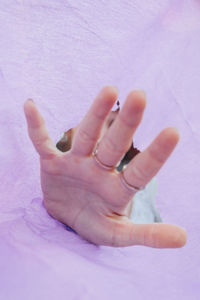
left=0, top=1, right=200, bottom=299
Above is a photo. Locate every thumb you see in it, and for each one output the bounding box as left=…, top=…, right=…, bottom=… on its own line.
left=109, top=220, right=187, bottom=248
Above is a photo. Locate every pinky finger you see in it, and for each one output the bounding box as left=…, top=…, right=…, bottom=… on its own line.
left=23, top=99, right=60, bottom=159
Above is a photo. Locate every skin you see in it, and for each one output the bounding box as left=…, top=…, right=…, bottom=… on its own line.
left=55, top=104, right=140, bottom=218
left=23, top=86, right=187, bottom=248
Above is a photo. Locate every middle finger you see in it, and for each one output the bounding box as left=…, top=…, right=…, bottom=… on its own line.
left=96, top=90, right=146, bottom=168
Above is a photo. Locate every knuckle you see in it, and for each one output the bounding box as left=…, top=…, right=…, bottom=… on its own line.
left=104, top=136, right=122, bottom=155
left=36, top=136, right=48, bottom=146
left=33, top=133, right=48, bottom=147
left=78, top=128, right=96, bottom=144
left=93, top=109, right=106, bottom=120
left=119, top=114, right=137, bottom=128
left=148, top=146, right=165, bottom=164
left=30, top=126, right=48, bottom=145
left=110, top=223, right=126, bottom=247
left=131, top=163, right=149, bottom=182
left=144, top=224, right=157, bottom=248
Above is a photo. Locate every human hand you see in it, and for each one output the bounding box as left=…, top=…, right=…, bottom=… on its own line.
left=23, top=86, right=187, bottom=248
left=56, top=99, right=140, bottom=172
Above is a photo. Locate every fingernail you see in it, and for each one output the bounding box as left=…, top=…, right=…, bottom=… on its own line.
left=141, top=90, right=146, bottom=97
left=112, top=86, right=119, bottom=94
left=27, top=98, right=34, bottom=103
left=135, top=90, right=146, bottom=97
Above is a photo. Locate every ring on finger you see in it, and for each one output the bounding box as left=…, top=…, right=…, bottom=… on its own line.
left=120, top=166, right=145, bottom=192
left=92, top=142, right=115, bottom=170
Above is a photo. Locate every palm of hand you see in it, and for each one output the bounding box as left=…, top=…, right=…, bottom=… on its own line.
left=40, top=149, right=133, bottom=246
left=24, top=86, right=187, bottom=248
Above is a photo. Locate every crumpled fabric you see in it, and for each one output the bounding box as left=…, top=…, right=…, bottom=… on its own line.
left=0, top=1, right=200, bottom=299
left=130, top=177, right=162, bottom=224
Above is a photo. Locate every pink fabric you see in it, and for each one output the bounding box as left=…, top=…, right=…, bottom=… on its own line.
left=0, top=1, right=199, bottom=299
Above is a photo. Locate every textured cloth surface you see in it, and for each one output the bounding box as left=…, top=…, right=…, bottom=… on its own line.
left=0, top=1, right=200, bottom=299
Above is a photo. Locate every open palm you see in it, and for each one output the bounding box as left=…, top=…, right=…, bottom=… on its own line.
left=24, top=86, right=187, bottom=248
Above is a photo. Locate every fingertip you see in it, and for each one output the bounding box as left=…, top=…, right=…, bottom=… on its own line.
left=176, top=227, right=187, bottom=248
left=129, top=89, right=146, bottom=98
left=134, top=89, right=146, bottom=98
left=24, top=98, right=34, bottom=111
left=163, top=127, right=181, bottom=145
left=162, top=225, right=187, bottom=248
left=172, top=127, right=181, bottom=141
left=27, top=98, right=34, bottom=104
left=25, top=98, right=34, bottom=105
left=143, top=223, right=187, bottom=249
left=166, top=127, right=180, bottom=136
left=125, top=90, right=146, bottom=115
left=101, top=85, right=119, bottom=99
left=129, top=90, right=146, bottom=106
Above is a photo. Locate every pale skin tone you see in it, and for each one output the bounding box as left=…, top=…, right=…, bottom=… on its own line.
left=23, top=86, right=187, bottom=248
